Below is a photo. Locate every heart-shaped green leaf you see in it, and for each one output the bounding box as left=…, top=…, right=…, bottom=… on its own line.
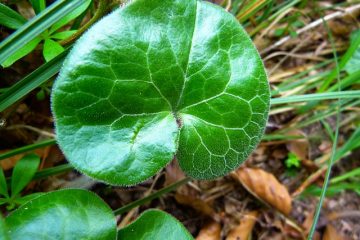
left=118, top=209, right=193, bottom=240
left=52, top=0, right=270, bottom=185
left=5, top=189, right=117, bottom=240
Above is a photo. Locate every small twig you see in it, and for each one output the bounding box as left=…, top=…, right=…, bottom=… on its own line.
left=291, top=166, right=327, bottom=198
left=261, top=4, right=360, bottom=55
left=6, top=124, right=55, bottom=138
left=257, top=7, right=293, bottom=40
left=328, top=211, right=360, bottom=221
left=60, top=0, right=112, bottom=46
left=268, top=35, right=311, bottom=75
left=225, top=0, right=232, bottom=12
left=264, top=51, right=325, bottom=62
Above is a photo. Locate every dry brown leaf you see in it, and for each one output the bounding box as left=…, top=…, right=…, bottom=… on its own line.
left=235, top=168, right=292, bottom=215
left=196, top=220, right=221, bottom=240
left=323, top=224, right=348, bottom=240
left=0, top=152, right=23, bottom=170
left=226, top=211, right=258, bottom=240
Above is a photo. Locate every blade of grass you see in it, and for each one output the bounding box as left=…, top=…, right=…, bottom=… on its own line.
left=262, top=134, right=305, bottom=141
left=331, top=167, right=360, bottom=185
left=0, top=48, right=69, bottom=112
left=318, top=29, right=360, bottom=92
left=328, top=69, right=360, bottom=92
left=270, top=90, right=360, bottom=105
left=237, top=0, right=272, bottom=23
left=0, top=3, right=27, bottom=29
left=308, top=12, right=341, bottom=239
left=272, top=64, right=332, bottom=96
left=0, top=139, right=56, bottom=161
left=333, top=127, right=360, bottom=163
left=302, top=183, right=360, bottom=197
left=0, top=0, right=84, bottom=64
left=249, top=0, right=301, bottom=36
left=279, top=99, right=359, bottom=132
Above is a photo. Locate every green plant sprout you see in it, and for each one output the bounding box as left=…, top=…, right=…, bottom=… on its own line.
left=0, top=0, right=91, bottom=67
left=285, top=152, right=301, bottom=169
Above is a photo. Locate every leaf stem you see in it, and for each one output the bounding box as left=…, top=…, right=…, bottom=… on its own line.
left=60, top=0, right=112, bottom=46
left=0, top=139, right=56, bottom=161
left=113, top=177, right=191, bottom=216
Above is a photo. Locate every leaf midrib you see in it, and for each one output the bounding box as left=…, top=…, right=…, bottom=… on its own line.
left=175, top=0, right=199, bottom=111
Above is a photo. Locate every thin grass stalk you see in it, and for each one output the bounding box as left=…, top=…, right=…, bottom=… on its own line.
left=307, top=13, right=341, bottom=240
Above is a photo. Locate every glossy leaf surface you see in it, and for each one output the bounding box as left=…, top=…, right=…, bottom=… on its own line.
left=0, top=216, right=9, bottom=240
left=5, top=189, right=117, bottom=240
left=118, top=209, right=193, bottom=240
left=52, top=0, right=270, bottom=185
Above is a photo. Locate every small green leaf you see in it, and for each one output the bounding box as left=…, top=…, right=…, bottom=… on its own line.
left=11, top=154, right=40, bottom=197
left=51, top=30, right=76, bottom=40
left=274, top=28, right=285, bottom=37
left=50, top=0, right=92, bottom=33
left=29, top=0, right=46, bottom=14
left=43, top=38, right=64, bottom=62
left=0, top=0, right=84, bottom=65
left=118, top=209, right=193, bottom=240
left=0, top=3, right=26, bottom=29
left=52, top=0, right=270, bottom=185
left=291, top=20, right=304, bottom=28
left=289, top=30, right=298, bottom=38
left=5, top=189, right=117, bottom=239
left=0, top=167, right=8, bottom=198
left=36, top=88, right=46, bottom=100
left=1, top=36, right=42, bottom=68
